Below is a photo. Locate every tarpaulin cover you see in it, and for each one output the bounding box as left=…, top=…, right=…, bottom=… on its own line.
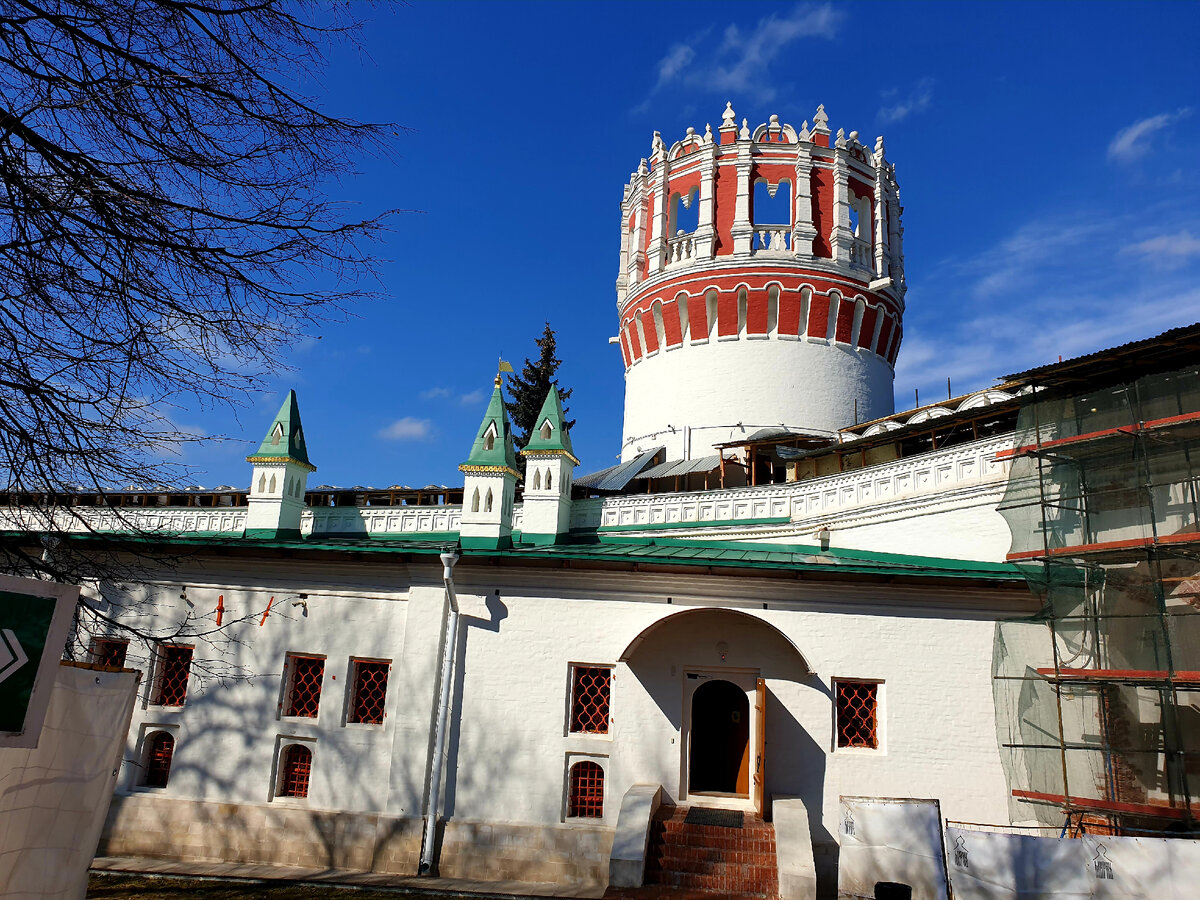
left=837, top=796, right=949, bottom=899
left=945, top=825, right=1200, bottom=899
left=0, top=663, right=139, bottom=900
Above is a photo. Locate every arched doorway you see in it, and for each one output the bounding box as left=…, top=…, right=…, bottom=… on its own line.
left=689, top=679, right=750, bottom=795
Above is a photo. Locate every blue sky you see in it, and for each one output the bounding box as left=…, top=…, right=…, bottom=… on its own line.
left=176, top=1, right=1200, bottom=490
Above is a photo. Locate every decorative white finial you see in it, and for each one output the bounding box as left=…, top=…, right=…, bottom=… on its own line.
left=740, top=117, right=750, bottom=140
left=835, top=127, right=847, bottom=149
left=849, top=130, right=859, bottom=143
left=652, top=130, right=664, bottom=153
left=798, top=120, right=811, bottom=142
left=686, top=126, right=695, bottom=136
left=704, top=123, right=713, bottom=143
left=813, top=104, right=829, bottom=131
left=770, top=114, right=779, bottom=125
left=874, top=135, right=885, bottom=158
left=722, top=102, right=737, bottom=127
left=638, top=158, right=648, bottom=176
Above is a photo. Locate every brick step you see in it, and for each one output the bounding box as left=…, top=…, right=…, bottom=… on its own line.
left=604, top=888, right=776, bottom=900
left=647, top=852, right=778, bottom=874
left=648, top=833, right=776, bottom=853
left=645, top=869, right=779, bottom=893
left=647, top=863, right=778, bottom=883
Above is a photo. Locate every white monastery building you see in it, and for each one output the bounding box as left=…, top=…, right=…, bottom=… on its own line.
left=7, top=105, right=1200, bottom=900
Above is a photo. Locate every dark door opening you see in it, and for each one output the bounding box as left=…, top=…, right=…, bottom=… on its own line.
left=689, top=679, right=750, bottom=795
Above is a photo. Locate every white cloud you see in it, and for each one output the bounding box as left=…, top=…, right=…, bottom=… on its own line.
left=459, top=389, right=486, bottom=406
left=420, top=387, right=453, bottom=400
left=378, top=417, right=433, bottom=441
left=1107, top=109, right=1192, bottom=163
left=635, top=4, right=842, bottom=109
left=877, top=79, right=934, bottom=126
left=1124, top=230, right=1200, bottom=264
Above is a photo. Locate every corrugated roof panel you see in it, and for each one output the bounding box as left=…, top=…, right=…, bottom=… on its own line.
left=584, top=447, right=664, bottom=492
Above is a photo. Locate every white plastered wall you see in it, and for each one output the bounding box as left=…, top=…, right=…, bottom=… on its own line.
left=622, top=337, right=894, bottom=461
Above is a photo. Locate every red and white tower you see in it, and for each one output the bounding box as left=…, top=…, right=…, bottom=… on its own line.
left=616, top=103, right=906, bottom=461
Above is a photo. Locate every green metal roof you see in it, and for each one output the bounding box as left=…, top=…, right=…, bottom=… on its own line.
left=32, top=528, right=1028, bottom=584
left=521, top=389, right=577, bottom=460
left=460, top=378, right=519, bottom=473
left=248, top=390, right=314, bottom=469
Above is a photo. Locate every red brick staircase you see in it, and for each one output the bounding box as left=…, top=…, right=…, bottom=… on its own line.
left=604, top=805, right=779, bottom=900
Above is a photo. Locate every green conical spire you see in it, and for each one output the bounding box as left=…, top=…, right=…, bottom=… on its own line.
left=247, top=390, right=315, bottom=470
left=521, top=388, right=579, bottom=462
left=460, top=377, right=520, bottom=474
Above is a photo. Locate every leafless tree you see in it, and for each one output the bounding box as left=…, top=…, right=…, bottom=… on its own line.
left=0, top=0, right=397, bottom=650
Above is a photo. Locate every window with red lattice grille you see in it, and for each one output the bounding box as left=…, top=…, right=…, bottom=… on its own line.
left=151, top=646, right=193, bottom=706
left=284, top=655, right=325, bottom=718
left=348, top=659, right=389, bottom=725
left=91, top=638, right=128, bottom=669
left=568, top=760, right=605, bottom=818
left=142, top=732, right=175, bottom=787
left=835, top=680, right=879, bottom=749
left=279, top=744, right=312, bottom=798
left=569, top=665, right=611, bottom=734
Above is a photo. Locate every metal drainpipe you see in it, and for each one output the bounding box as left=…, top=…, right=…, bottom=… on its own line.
left=419, top=549, right=461, bottom=876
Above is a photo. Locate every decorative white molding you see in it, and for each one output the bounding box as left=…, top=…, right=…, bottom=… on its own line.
left=572, top=436, right=1013, bottom=537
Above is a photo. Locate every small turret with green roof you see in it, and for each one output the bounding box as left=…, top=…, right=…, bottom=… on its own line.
left=247, top=390, right=316, bottom=472
left=460, top=375, right=520, bottom=475
left=520, top=388, right=579, bottom=463
left=459, top=373, right=520, bottom=550
left=520, top=388, right=579, bottom=545
left=244, top=389, right=315, bottom=540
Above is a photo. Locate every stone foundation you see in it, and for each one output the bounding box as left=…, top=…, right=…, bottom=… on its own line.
left=99, top=795, right=421, bottom=875
left=439, top=819, right=614, bottom=886
left=99, top=795, right=614, bottom=888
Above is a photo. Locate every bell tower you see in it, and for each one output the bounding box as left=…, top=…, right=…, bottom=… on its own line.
left=615, top=103, right=906, bottom=461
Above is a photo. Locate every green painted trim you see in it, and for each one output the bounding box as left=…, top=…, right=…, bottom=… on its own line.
left=243, top=527, right=302, bottom=541
left=519, top=532, right=563, bottom=546
left=590, top=516, right=791, bottom=533
left=460, top=534, right=512, bottom=550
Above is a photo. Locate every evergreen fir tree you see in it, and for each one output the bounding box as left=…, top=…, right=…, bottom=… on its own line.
left=505, top=323, right=575, bottom=467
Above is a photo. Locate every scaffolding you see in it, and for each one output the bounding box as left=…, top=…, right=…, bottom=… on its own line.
left=993, top=334, right=1200, bottom=834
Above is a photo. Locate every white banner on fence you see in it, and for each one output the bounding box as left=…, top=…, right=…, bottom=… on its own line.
left=0, top=663, right=139, bottom=900
left=945, top=825, right=1200, bottom=899
left=838, top=796, right=949, bottom=900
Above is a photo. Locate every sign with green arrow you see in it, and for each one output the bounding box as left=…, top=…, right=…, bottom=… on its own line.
left=0, top=575, right=78, bottom=748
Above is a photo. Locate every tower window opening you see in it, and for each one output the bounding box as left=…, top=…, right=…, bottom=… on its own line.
left=545, top=469, right=552, bottom=491
left=737, top=288, right=748, bottom=336
left=284, top=654, right=325, bottom=718
left=540, top=420, right=553, bottom=441
left=568, top=760, right=605, bottom=818
left=471, top=488, right=480, bottom=512
left=677, top=294, right=689, bottom=342
left=752, top=178, right=791, bottom=250
left=483, top=426, right=495, bottom=451
left=652, top=300, right=667, bottom=350
left=669, top=186, right=699, bottom=235
left=142, top=731, right=175, bottom=788
left=533, top=469, right=542, bottom=490
left=279, top=743, right=312, bottom=798
left=767, top=285, right=780, bottom=336
left=705, top=290, right=719, bottom=340
left=485, top=489, right=493, bottom=513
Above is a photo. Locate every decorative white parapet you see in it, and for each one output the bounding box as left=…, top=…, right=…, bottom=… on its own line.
left=306, top=505, right=463, bottom=537
left=0, top=505, right=248, bottom=536
left=570, top=435, right=1014, bottom=535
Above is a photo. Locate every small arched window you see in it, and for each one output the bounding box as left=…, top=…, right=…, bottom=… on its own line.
left=568, top=760, right=605, bottom=818
left=142, top=731, right=175, bottom=788
left=541, top=420, right=553, bottom=441
left=483, top=427, right=495, bottom=451
left=545, top=470, right=552, bottom=491
left=258, top=473, right=266, bottom=493
left=532, top=469, right=541, bottom=490
left=471, top=488, right=480, bottom=512
left=268, top=474, right=277, bottom=494
left=484, top=489, right=493, bottom=513
left=279, top=743, right=312, bottom=798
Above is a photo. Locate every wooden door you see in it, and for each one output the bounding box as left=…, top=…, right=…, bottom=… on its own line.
left=754, top=677, right=767, bottom=816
